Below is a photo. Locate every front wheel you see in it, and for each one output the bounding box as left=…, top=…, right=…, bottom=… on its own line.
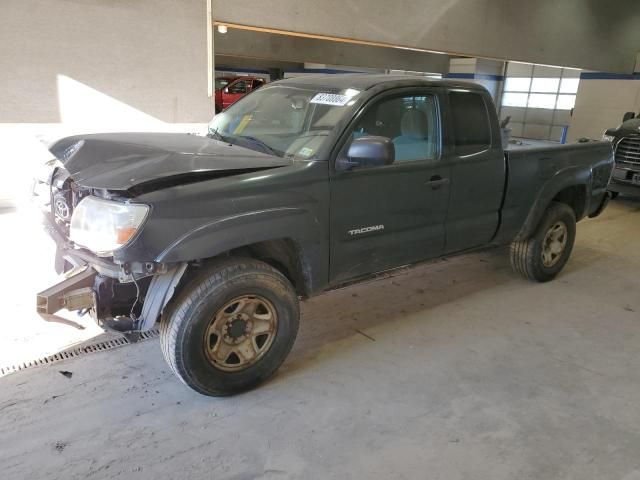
left=160, top=258, right=299, bottom=396
left=510, top=201, right=576, bottom=282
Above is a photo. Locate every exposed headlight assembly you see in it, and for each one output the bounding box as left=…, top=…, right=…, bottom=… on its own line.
left=70, top=196, right=149, bottom=256
left=602, top=133, right=616, bottom=143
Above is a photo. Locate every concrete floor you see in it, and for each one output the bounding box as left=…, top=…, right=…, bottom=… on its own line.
left=1, top=198, right=639, bottom=480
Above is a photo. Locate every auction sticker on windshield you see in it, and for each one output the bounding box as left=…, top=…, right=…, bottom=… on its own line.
left=310, top=93, right=351, bottom=106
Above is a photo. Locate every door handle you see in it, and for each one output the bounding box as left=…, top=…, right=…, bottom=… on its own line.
left=426, top=175, right=449, bottom=190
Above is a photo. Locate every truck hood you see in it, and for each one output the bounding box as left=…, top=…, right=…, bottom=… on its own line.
left=49, top=132, right=291, bottom=192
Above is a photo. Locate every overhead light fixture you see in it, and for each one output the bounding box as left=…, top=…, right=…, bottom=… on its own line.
left=217, top=25, right=228, bottom=34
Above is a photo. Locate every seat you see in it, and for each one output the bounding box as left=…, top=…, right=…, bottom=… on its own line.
left=393, top=109, right=431, bottom=161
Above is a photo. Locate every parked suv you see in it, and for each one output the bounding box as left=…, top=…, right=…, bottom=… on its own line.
left=38, top=75, right=613, bottom=396
left=603, top=112, right=640, bottom=197
left=215, top=76, right=266, bottom=113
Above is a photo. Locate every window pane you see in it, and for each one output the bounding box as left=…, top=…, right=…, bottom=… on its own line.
left=528, top=93, right=557, bottom=109
left=502, top=92, right=529, bottom=107
left=504, top=77, right=531, bottom=92
left=215, top=78, right=230, bottom=90
left=228, top=80, right=249, bottom=94
left=559, top=78, right=580, bottom=94
left=349, top=94, right=439, bottom=162
left=449, top=92, right=491, bottom=155
left=530, top=78, right=560, bottom=93
left=556, top=94, right=576, bottom=110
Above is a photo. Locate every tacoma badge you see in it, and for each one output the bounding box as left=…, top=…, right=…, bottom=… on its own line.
left=348, top=225, right=385, bottom=236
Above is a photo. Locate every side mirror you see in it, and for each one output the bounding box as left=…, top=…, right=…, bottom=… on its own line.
left=622, top=111, right=636, bottom=122
left=338, top=136, right=394, bottom=170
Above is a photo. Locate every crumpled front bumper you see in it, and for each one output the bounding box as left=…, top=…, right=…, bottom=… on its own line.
left=37, top=266, right=97, bottom=316
left=37, top=214, right=187, bottom=334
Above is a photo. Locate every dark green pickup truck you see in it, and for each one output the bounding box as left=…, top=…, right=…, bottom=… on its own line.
left=38, top=74, right=613, bottom=396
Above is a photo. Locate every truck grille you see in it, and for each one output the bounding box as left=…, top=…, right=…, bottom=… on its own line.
left=615, top=136, right=640, bottom=169
left=50, top=168, right=90, bottom=235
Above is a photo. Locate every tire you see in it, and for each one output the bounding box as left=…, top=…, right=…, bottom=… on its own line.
left=160, top=258, right=299, bottom=396
left=214, top=104, right=221, bottom=114
left=609, top=191, right=619, bottom=199
left=510, top=201, right=576, bottom=282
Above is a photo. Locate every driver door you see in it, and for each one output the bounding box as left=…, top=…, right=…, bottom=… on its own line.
left=329, top=89, right=451, bottom=283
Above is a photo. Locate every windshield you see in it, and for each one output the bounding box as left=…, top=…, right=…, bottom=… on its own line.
left=208, top=85, right=361, bottom=159
left=215, top=78, right=231, bottom=90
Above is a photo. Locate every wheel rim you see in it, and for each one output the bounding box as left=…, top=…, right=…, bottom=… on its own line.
left=541, top=221, right=568, bottom=267
left=204, top=295, right=278, bottom=372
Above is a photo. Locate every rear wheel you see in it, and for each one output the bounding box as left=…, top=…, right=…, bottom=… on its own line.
left=160, top=258, right=299, bottom=396
left=510, top=201, right=576, bottom=282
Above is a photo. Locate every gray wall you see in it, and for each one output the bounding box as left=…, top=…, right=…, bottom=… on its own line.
left=214, top=29, right=449, bottom=74
left=0, top=0, right=212, bottom=124
left=214, top=0, right=640, bottom=74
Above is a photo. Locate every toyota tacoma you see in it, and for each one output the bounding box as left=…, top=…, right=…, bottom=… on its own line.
left=37, top=75, right=614, bottom=396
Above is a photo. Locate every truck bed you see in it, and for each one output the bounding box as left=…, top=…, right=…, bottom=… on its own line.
left=496, top=140, right=614, bottom=243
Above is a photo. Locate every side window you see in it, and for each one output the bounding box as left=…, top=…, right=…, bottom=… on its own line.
left=349, top=94, right=439, bottom=163
left=449, top=91, right=491, bottom=156
left=228, top=80, right=249, bottom=94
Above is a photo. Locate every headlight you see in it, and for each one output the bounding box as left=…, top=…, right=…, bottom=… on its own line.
left=602, top=134, right=616, bottom=143
left=70, top=196, right=149, bottom=256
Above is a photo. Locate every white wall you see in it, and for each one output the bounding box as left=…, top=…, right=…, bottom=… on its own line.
left=1, top=0, right=212, bottom=124
left=0, top=0, right=212, bottom=205
left=568, top=75, right=640, bottom=142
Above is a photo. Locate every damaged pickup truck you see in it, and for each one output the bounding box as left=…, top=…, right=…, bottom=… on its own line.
left=37, top=75, right=614, bottom=396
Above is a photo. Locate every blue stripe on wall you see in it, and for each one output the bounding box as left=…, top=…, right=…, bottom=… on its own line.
left=580, top=72, right=640, bottom=80
left=444, top=73, right=504, bottom=81
left=216, top=66, right=369, bottom=75
left=283, top=67, right=364, bottom=75
left=215, top=66, right=270, bottom=75
left=444, top=73, right=475, bottom=79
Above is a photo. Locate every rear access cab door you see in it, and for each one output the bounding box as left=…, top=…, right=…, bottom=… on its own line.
left=441, top=89, right=505, bottom=253
left=329, top=87, right=451, bottom=283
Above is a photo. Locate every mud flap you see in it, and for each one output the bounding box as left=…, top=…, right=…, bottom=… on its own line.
left=137, top=263, right=188, bottom=332
left=589, top=191, right=611, bottom=218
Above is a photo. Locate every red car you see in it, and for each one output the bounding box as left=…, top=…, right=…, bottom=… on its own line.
left=215, top=76, right=266, bottom=113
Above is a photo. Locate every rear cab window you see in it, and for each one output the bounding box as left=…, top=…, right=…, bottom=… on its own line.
left=449, top=91, right=492, bottom=156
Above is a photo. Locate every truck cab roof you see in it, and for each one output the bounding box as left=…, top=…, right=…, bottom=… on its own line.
left=275, top=73, right=487, bottom=93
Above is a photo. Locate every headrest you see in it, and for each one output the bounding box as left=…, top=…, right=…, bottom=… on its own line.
left=400, top=109, right=428, bottom=139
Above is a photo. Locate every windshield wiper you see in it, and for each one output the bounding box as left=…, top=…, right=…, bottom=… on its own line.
left=208, top=128, right=225, bottom=142
left=227, top=135, right=280, bottom=157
